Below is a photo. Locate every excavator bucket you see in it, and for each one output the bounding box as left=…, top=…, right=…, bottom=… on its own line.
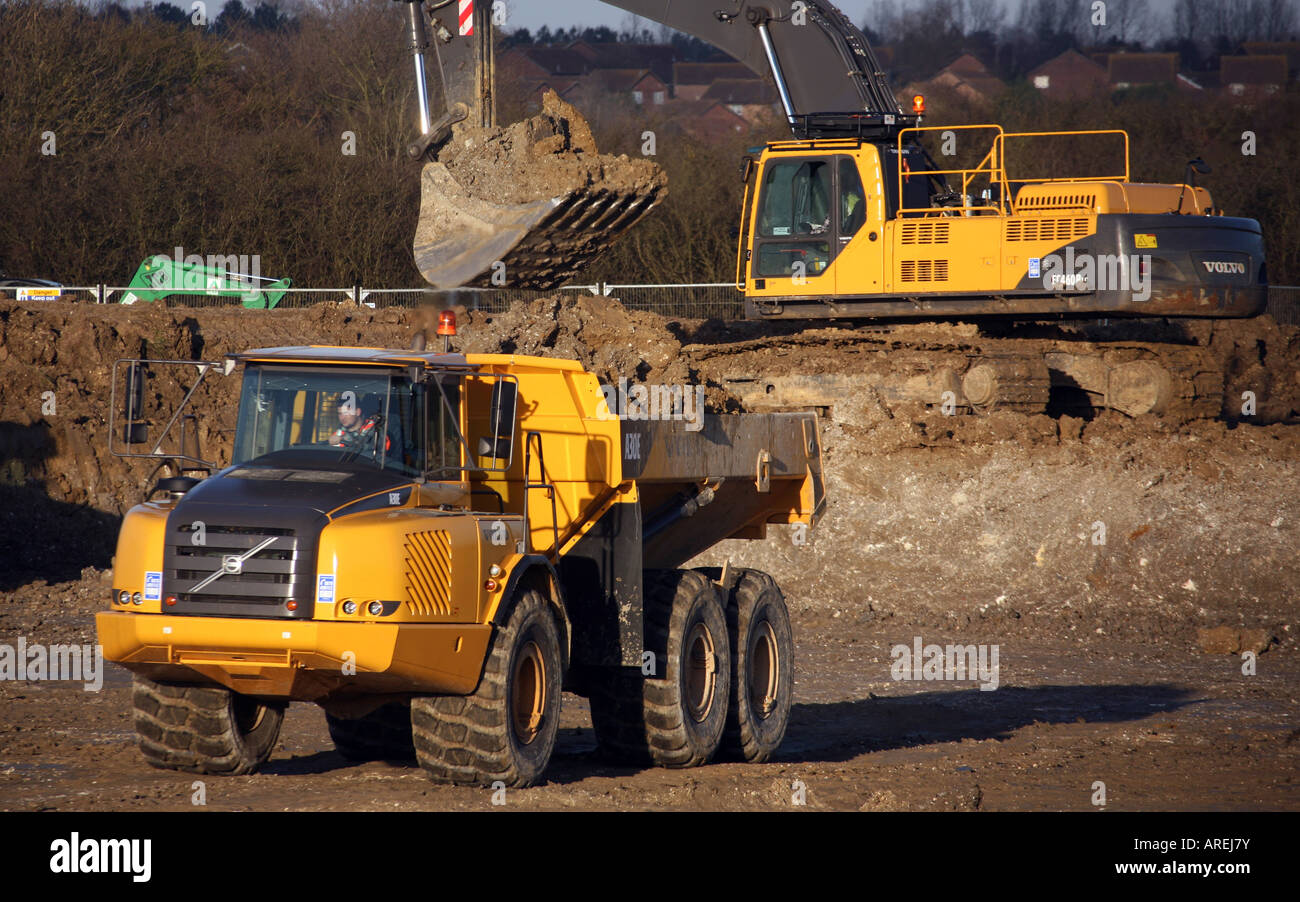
left=400, top=1, right=666, bottom=290
left=413, top=161, right=665, bottom=290
left=411, top=93, right=666, bottom=290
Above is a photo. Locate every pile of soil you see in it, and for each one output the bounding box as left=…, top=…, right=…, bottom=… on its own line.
left=439, top=91, right=666, bottom=203
left=458, top=294, right=692, bottom=387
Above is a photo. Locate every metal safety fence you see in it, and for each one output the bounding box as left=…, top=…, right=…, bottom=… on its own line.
left=8, top=282, right=745, bottom=319
left=8, top=282, right=1297, bottom=326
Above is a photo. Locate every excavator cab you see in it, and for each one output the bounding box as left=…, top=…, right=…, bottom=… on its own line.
left=742, top=142, right=887, bottom=299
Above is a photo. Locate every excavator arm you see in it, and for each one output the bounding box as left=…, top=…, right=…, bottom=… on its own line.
left=408, top=0, right=912, bottom=149
left=402, top=0, right=911, bottom=289
left=605, top=1, right=909, bottom=131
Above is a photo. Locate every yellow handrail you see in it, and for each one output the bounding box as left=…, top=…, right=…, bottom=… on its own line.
left=999, top=129, right=1130, bottom=184
left=896, top=124, right=1006, bottom=216
left=894, top=126, right=1134, bottom=217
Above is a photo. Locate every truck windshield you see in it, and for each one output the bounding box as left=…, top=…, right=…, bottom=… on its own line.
left=231, top=366, right=463, bottom=478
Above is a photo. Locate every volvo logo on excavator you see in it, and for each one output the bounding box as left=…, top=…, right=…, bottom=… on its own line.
left=1203, top=261, right=1247, bottom=275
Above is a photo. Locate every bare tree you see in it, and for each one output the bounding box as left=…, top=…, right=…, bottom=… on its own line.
left=1250, top=0, right=1298, bottom=40
left=863, top=0, right=905, bottom=44
left=1173, top=0, right=1207, bottom=45
left=1112, top=0, right=1151, bottom=44
left=965, top=0, right=1006, bottom=34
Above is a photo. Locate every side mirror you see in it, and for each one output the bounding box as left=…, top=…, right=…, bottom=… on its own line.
left=123, top=363, right=148, bottom=444
left=477, top=379, right=517, bottom=460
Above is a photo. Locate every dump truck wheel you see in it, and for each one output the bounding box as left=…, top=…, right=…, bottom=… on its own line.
left=719, top=569, right=793, bottom=762
left=132, top=675, right=284, bottom=776
left=326, top=702, right=416, bottom=762
left=410, top=588, right=561, bottom=787
left=590, top=569, right=731, bottom=768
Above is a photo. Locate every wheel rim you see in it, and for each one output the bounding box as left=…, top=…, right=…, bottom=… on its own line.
left=511, top=640, right=546, bottom=745
left=684, top=621, right=717, bottom=723
left=749, top=619, right=780, bottom=720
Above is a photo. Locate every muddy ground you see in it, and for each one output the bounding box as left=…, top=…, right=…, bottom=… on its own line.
left=0, top=299, right=1297, bottom=810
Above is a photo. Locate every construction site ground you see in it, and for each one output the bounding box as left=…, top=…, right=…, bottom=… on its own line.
left=0, top=299, right=1297, bottom=811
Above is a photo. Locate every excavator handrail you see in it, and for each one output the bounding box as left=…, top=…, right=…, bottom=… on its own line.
left=893, top=126, right=1136, bottom=218
left=998, top=129, right=1131, bottom=185
left=896, top=124, right=1007, bottom=217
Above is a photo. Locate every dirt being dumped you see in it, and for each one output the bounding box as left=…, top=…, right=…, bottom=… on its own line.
left=413, top=91, right=669, bottom=289
left=439, top=90, right=666, bottom=204
left=458, top=294, right=691, bottom=386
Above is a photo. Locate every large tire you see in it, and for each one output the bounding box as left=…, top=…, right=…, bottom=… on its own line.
left=410, top=588, right=562, bottom=787
left=326, top=702, right=416, bottom=762
left=590, top=569, right=730, bottom=768
left=718, top=569, right=793, bottom=762
left=132, top=675, right=285, bottom=776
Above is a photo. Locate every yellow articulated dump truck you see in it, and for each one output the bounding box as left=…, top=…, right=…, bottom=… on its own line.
left=97, top=332, right=825, bottom=786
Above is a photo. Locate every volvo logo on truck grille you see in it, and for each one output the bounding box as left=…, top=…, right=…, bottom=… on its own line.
left=188, top=536, right=279, bottom=593
left=1202, top=260, right=1247, bottom=275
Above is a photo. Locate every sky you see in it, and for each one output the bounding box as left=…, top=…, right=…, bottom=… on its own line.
left=503, top=0, right=875, bottom=33
left=500, top=0, right=1181, bottom=40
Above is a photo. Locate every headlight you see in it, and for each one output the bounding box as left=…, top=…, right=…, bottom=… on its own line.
left=117, top=590, right=130, bottom=605
left=132, top=593, right=143, bottom=606
left=367, top=601, right=383, bottom=616
left=342, top=600, right=357, bottom=615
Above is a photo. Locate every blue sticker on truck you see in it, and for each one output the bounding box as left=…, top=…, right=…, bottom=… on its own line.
left=144, top=571, right=163, bottom=601
left=1028, top=258, right=1041, bottom=279
left=317, top=574, right=335, bottom=604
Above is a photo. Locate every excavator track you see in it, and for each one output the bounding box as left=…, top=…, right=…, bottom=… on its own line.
left=692, top=322, right=1234, bottom=424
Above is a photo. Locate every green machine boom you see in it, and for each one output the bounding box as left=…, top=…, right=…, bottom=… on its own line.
left=121, top=255, right=291, bottom=309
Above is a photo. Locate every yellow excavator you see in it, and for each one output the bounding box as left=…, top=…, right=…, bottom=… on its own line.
left=407, top=0, right=1267, bottom=418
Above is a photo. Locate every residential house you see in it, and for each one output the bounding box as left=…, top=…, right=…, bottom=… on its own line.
left=660, top=99, right=753, bottom=142
left=1105, top=53, right=1203, bottom=93
left=673, top=61, right=753, bottom=100
left=1220, top=55, right=1289, bottom=97
left=569, top=68, right=670, bottom=107
left=497, top=45, right=590, bottom=100
left=569, top=41, right=678, bottom=85
left=1027, top=49, right=1109, bottom=100
left=906, top=53, right=1005, bottom=107
left=1243, top=41, right=1300, bottom=81
left=701, top=78, right=781, bottom=125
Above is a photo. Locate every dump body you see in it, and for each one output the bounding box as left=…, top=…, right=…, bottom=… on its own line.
left=97, top=347, right=823, bottom=706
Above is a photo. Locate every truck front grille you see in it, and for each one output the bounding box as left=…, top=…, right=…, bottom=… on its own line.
left=165, top=524, right=307, bottom=617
